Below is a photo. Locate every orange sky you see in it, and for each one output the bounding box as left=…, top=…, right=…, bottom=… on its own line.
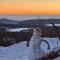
left=0, top=1, right=60, bottom=15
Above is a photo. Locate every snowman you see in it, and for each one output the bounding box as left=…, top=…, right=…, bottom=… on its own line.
left=29, top=28, right=50, bottom=60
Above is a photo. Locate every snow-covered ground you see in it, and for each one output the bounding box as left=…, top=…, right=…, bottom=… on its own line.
left=0, top=38, right=60, bottom=60
left=45, top=24, right=60, bottom=26
left=0, top=28, right=60, bottom=60
left=0, top=41, right=30, bottom=60
left=6, top=28, right=30, bottom=32
left=53, top=57, right=60, bottom=60
left=41, top=37, right=60, bottom=52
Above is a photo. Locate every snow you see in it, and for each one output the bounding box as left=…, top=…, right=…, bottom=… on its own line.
left=0, top=42, right=46, bottom=60
left=29, top=28, right=47, bottom=60
left=0, top=38, right=60, bottom=60
left=53, top=57, right=60, bottom=60
left=41, top=37, right=60, bottom=52
left=0, top=41, right=30, bottom=60
left=45, top=24, right=60, bottom=26
left=6, top=28, right=30, bottom=32
left=0, top=28, right=60, bottom=60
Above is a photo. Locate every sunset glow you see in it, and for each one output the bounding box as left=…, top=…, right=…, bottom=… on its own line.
left=0, top=0, right=60, bottom=15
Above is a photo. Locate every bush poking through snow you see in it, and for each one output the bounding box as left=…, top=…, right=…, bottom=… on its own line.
left=41, top=48, right=60, bottom=60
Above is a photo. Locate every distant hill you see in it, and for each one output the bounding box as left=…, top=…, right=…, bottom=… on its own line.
left=43, top=19, right=60, bottom=24
left=18, top=19, right=44, bottom=25
left=0, top=18, right=60, bottom=25
left=0, top=18, right=60, bottom=28
left=18, top=19, right=60, bottom=25
left=0, top=18, right=18, bottom=24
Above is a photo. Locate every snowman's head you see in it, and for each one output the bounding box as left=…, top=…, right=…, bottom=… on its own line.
left=34, top=27, right=42, bottom=36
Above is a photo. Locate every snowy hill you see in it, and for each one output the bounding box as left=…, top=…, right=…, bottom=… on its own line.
left=0, top=38, right=60, bottom=60
left=0, top=28, right=60, bottom=60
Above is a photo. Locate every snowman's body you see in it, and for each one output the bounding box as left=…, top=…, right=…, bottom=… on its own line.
left=29, top=28, right=47, bottom=60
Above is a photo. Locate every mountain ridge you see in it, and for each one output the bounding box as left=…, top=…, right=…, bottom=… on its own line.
left=0, top=18, right=60, bottom=28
